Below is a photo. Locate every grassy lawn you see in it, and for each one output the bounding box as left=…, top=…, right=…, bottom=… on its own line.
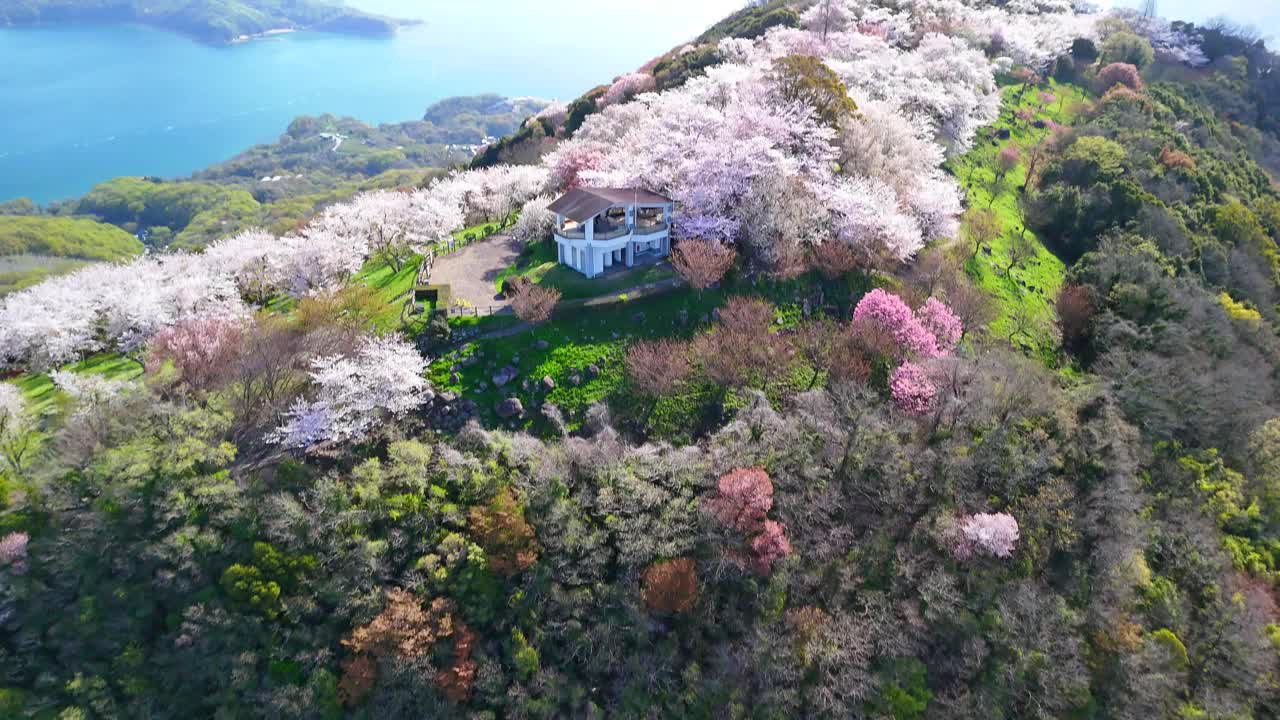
left=429, top=270, right=871, bottom=440
left=946, top=77, right=1090, bottom=365
left=494, top=240, right=677, bottom=301
left=10, top=352, right=144, bottom=416
left=353, top=254, right=424, bottom=333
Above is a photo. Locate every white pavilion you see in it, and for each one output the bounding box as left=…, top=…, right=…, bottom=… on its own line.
left=546, top=187, right=674, bottom=278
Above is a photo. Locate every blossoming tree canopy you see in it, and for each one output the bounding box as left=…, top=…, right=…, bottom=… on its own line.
left=953, top=512, right=1021, bottom=560
left=271, top=335, right=432, bottom=452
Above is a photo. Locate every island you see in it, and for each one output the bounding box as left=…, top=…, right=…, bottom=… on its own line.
left=0, top=0, right=418, bottom=45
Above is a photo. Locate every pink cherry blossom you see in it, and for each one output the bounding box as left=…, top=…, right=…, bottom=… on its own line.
left=891, top=362, right=937, bottom=416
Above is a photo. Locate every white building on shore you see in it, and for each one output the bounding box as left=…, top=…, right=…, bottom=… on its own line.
left=547, top=187, right=674, bottom=278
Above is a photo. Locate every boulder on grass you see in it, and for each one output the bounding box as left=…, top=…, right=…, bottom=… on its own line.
left=493, top=366, right=519, bottom=386
left=496, top=398, right=525, bottom=419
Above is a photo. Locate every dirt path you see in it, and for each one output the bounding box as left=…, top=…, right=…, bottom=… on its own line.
left=430, top=234, right=523, bottom=309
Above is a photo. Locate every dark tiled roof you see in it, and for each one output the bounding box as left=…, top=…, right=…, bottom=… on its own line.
left=547, top=187, right=673, bottom=222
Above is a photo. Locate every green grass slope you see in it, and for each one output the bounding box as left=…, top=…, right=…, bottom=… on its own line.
left=947, top=78, right=1090, bottom=364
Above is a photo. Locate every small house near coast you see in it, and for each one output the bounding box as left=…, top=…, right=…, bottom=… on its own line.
left=547, top=187, right=674, bottom=278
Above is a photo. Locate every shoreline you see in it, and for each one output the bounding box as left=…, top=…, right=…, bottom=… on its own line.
left=0, top=16, right=421, bottom=47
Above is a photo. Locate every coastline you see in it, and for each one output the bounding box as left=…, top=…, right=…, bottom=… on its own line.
left=0, top=15, right=420, bottom=47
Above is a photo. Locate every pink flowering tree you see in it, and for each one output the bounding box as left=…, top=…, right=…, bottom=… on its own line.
left=599, top=72, right=656, bottom=108
left=706, top=468, right=792, bottom=576
left=708, top=467, right=774, bottom=533
left=0, top=531, right=28, bottom=575
left=852, top=289, right=939, bottom=359
left=750, top=521, right=793, bottom=575
left=916, top=298, right=964, bottom=355
left=951, top=512, right=1021, bottom=561
left=146, top=317, right=246, bottom=391
left=890, top=362, right=937, bottom=416
left=271, top=335, right=432, bottom=453
left=852, top=289, right=965, bottom=360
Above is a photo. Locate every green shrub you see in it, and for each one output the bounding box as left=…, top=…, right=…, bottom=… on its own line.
left=1101, top=31, right=1155, bottom=69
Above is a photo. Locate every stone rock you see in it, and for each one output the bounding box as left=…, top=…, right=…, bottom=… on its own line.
left=997, top=127, right=1012, bottom=139
left=677, top=309, right=689, bottom=325
left=542, top=375, right=556, bottom=390
left=461, top=355, right=479, bottom=368
left=586, top=364, right=600, bottom=378
left=449, top=372, right=460, bottom=384
left=512, top=355, right=521, bottom=364
left=535, top=339, right=550, bottom=350
left=542, top=403, right=567, bottom=436
left=632, top=311, right=646, bottom=324
left=570, top=373, right=582, bottom=387
left=478, top=382, right=489, bottom=391
left=496, top=398, right=525, bottom=419
left=493, top=366, right=519, bottom=386
left=521, top=378, right=531, bottom=391
left=611, top=332, right=620, bottom=339
left=439, top=390, right=459, bottom=404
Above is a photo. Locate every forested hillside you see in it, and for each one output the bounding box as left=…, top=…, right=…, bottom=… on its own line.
left=3, top=1, right=1280, bottom=718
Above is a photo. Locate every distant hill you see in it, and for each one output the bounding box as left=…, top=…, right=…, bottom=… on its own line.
left=0, top=0, right=416, bottom=44
left=191, top=94, right=552, bottom=201
left=0, top=215, right=142, bottom=295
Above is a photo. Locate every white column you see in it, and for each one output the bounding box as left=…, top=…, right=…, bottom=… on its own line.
left=557, top=242, right=565, bottom=264
left=626, top=242, right=634, bottom=268
left=604, top=249, right=613, bottom=268
left=585, top=216, right=595, bottom=242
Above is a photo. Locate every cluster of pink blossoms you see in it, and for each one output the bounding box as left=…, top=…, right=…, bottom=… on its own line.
left=852, top=289, right=963, bottom=416
left=706, top=468, right=792, bottom=576
left=0, top=531, right=29, bottom=575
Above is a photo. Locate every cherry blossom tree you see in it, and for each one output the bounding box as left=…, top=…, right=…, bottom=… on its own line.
left=271, top=335, right=431, bottom=452
left=0, top=531, right=28, bottom=575
left=916, top=297, right=964, bottom=355
left=146, top=317, right=246, bottom=391
left=511, top=195, right=557, bottom=245
left=891, top=361, right=938, bottom=416
left=706, top=467, right=792, bottom=576
left=707, top=467, right=774, bottom=533
left=599, top=72, right=656, bottom=108
left=672, top=240, right=736, bottom=290
left=826, top=176, right=926, bottom=263
left=0, top=384, right=36, bottom=479
left=532, top=100, right=569, bottom=127
left=839, top=99, right=960, bottom=243
left=204, top=229, right=290, bottom=303
left=952, top=512, right=1021, bottom=560
left=749, top=520, right=793, bottom=575
left=852, top=288, right=939, bottom=359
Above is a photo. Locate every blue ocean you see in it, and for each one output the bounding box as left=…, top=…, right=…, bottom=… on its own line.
left=0, top=0, right=739, bottom=203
